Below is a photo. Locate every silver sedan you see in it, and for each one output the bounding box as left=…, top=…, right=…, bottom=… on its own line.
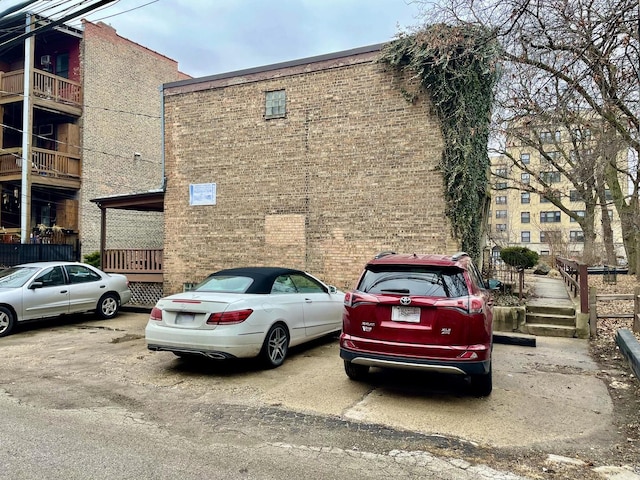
left=0, top=261, right=132, bottom=337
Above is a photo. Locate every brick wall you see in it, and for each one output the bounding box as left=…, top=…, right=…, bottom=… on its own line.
left=162, top=47, right=458, bottom=294
left=79, top=21, right=185, bottom=256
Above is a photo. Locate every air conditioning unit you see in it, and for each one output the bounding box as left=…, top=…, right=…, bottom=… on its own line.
left=38, top=124, right=53, bottom=136
left=40, top=55, right=51, bottom=66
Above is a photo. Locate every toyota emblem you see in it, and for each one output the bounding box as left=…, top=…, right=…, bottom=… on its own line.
left=400, top=296, right=411, bottom=306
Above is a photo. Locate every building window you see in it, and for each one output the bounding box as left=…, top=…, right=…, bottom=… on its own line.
left=495, top=182, right=508, bottom=190
left=604, top=189, right=613, bottom=201
left=521, top=192, right=530, bottom=204
left=540, top=171, right=561, bottom=183
left=574, top=128, right=591, bottom=141
left=540, top=195, right=551, bottom=203
left=496, top=196, right=507, bottom=205
left=571, top=210, right=585, bottom=222
left=541, top=250, right=550, bottom=255
left=540, top=211, right=561, bottom=223
left=546, top=151, right=560, bottom=160
left=265, top=90, right=286, bottom=118
left=495, top=167, right=508, bottom=177
left=521, top=212, right=530, bottom=223
left=496, top=210, right=507, bottom=219
left=607, top=209, right=613, bottom=220
left=495, top=223, right=507, bottom=232
left=570, top=230, right=585, bottom=242
left=540, top=231, right=547, bottom=242
left=570, top=190, right=581, bottom=202
left=521, top=173, right=530, bottom=184
left=539, top=130, right=561, bottom=143
left=520, top=153, right=530, bottom=164
left=521, top=231, right=531, bottom=243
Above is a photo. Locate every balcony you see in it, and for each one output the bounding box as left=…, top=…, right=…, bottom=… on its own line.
left=0, top=68, right=82, bottom=115
left=0, top=147, right=81, bottom=186
left=102, top=248, right=163, bottom=283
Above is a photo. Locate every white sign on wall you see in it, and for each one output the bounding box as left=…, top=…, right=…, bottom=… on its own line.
left=189, top=183, right=217, bottom=206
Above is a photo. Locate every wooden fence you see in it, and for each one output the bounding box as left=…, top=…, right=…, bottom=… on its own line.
left=588, top=286, right=640, bottom=337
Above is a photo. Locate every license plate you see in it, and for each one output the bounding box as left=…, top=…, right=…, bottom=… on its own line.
left=391, top=306, right=421, bottom=323
left=175, top=313, right=195, bottom=325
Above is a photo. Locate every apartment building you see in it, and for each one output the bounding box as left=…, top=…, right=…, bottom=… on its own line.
left=0, top=14, right=187, bottom=259
left=488, top=122, right=626, bottom=264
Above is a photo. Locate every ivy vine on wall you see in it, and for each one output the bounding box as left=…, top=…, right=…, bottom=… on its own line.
left=379, top=24, right=501, bottom=260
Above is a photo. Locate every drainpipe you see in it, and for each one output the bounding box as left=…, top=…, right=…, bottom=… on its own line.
left=159, top=84, right=166, bottom=190
left=20, top=12, right=33, bottom=244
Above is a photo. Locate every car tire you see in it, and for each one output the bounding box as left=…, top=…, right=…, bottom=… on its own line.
left=344, top=360, right=369, bottom=381
left=470, top=363, right=493, bottom=397
left=0, top=306, right=15, bottom=338
left=260, top=323, right=289, bottom=368
left=97, top=293, right=120, bottom=319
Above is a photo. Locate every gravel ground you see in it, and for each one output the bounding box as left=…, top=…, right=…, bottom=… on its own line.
left=584, top=274, right=640, bottom=468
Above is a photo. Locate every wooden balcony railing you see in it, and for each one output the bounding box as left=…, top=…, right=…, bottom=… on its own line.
left=102, top=249, right=163, bottom=283
left=0, top=69, right=82, bottom=107
left=0, top=148, right=21, bottom=174
left=32, top=147, right=80, bottom=178
left=0, top=147, right=80, bottom=178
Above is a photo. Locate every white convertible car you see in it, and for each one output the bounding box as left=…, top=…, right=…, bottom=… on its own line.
left=0, top=261, right=132, bottom=337
left=146, top=267, right=344, bottom=367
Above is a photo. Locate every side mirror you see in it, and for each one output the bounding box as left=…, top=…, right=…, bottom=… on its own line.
left=30, top=281, right=44, bottom=289
left=328, top=285, right=338, bottom=294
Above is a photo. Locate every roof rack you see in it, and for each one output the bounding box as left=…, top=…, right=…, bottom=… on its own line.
left=374, top=250, right=396, bottom=259
left=451, top=251, right=469, bottom=261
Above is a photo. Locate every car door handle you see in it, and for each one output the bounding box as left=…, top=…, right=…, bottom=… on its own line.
left=305, top=298, right=312, bottom=303
left=60, top=290, right=68, bottom=294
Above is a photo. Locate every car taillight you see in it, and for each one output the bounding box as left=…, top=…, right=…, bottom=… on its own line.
left=433, top=296, right=484, bottom=313
left=345, top=291, right=379, bottom=307
left=206, top=309, right=253, bottom=325
left=469, top=296, right=484, bottom=314
left=149, top=307, right=163, bottom=321
left=344, top=292, right=352, bottom=307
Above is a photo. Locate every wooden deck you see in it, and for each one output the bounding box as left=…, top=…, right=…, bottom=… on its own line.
left=102, top=249, right=163, bottom=283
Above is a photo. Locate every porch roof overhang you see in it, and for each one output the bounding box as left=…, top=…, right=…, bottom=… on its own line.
left=90, top=190, right=164, bottom=212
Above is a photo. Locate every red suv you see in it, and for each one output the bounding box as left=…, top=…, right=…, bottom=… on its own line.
left=340, top=252, right=494, bottom=396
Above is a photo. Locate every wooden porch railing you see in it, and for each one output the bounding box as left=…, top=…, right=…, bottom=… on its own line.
left=0, top=147, right=80, bottom=178
left=0, top=148, right=21, bottom=174
left=556, top=256, right=589, bottom=314
left=102, top=249, right=163, bottom=283
left=0, top=69, right=82, bottom=107
left=32, top=147, right=80, bottom=178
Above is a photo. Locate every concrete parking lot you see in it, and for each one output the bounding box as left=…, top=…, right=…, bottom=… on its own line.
left=0, top=310, right=638, bottom=478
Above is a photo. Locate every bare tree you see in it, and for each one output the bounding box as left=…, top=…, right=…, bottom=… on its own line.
left=423, top=0, right=640, bottom=274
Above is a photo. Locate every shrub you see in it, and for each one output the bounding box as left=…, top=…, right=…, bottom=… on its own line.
left=83, top=251, right=101, bottom=268
left=500, top=246, right=539, bottom=270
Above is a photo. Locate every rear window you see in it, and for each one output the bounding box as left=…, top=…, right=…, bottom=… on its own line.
left=195, top=275, right=254, bottom=293
left=358, top=266, right=469, bottom=298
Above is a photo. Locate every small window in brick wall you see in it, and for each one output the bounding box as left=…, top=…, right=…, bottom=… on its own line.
left=265, top=90, right=286, bottom=119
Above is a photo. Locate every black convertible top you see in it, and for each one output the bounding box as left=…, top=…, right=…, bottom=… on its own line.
left=210, top=267, right=307, bottom=294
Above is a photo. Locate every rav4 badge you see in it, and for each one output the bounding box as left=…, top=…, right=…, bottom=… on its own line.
left=361, top=322, right=375, bottom=332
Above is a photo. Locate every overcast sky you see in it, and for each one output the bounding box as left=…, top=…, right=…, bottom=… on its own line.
left=69, top=0, right=425, bottom=78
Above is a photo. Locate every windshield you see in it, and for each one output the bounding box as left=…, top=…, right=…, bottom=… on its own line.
left=0, top=266, right=39, bottom=288
left=194, top=275, right=254, bottom=293
left=358, top=266, right=469, bottom=298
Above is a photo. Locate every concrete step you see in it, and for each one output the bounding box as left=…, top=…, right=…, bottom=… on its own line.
left=524, top=323, right=576, bottom=338
left=526, top=304, right=575, bottom=316
left=525, top=312, right=576, bottom=327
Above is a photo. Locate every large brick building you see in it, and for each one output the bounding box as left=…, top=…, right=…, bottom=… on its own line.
left=80, top=21, right=188, bottom=256
left=161, top=44, right=458, bottom=293
left=0, top=16, right=186, bottom=259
